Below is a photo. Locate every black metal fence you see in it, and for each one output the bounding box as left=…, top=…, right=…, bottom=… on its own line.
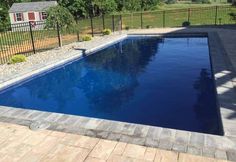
left=0, top=5, right=235, bottom=64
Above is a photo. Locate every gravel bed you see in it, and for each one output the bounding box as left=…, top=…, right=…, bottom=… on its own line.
left=0, top=34, right=123, bottom=82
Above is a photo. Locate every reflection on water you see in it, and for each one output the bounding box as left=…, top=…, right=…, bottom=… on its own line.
left=0, top=37, right=222, bottom=135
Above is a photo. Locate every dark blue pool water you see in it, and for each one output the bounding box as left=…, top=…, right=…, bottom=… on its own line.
left=0, top=36, right=222, bottom=135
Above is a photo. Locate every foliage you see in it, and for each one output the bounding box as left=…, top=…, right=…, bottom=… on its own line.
left=93, top=0, right=117, bottom=14
left=0, top=6, right=10, bottom=31
left=142, top=0, right=160, bottom=10
left=57, top=0, right=89, bottom=17
left=82, top=35, right=92, bottom=41
left=201, top=0, right=211, bottom=4
left=125, top=26, right=130, bottom=30
left=192, top=0, right=211, bottom=4
left=165, top=0, right=177, bottom=4
left=182, top=21, right=191, bottom=27
left=146, top=25, right=152, bottom=28
left=9, top=54, right=26, bottom=64
left=229, top=12, right=236, bottom=22
left=123, top=0, right=142, bottom=12
left=102, top=28, right=112, bottom=35
left=46, top=6, right=75, bottom=29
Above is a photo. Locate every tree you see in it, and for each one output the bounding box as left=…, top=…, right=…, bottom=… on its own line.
left=57, top=0, right=89, bottom=18
left=93, top=0, right=117, bottom=14
left=123, top=0, right=141, bottom=12
left=46, top=6, right=75, bottom=29
left=142, top=0, right=159, bottom=10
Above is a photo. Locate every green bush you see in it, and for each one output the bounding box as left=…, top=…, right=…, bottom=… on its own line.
left=146, top=25, right=152, bottom=29
left=9, top=54, right=26, bottom=64
left=165, top=0, right=176, bottom=4
left=102, top=28, right=112, bottom=35
left=182, top=21, right=191, bottom=27
left=125, top=26, right=130, bottom=30
left=82, top=35, right=92, bottom=41
left=192, top=0, right=211, bottom=3
left=229, top=13, right=236, bottom=22
left=202, top=0, right=211, bottom=4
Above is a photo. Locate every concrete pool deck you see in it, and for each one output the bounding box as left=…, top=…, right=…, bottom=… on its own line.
left=0, top=27, right=236, bottom=161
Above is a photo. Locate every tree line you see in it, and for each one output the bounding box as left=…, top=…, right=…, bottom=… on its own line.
left=0, top=0, right=159, bottom=31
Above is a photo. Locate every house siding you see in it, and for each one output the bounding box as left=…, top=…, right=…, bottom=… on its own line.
left=10, top=11, right=45, bottom=31
left=10, top=11, right=44, bottom=25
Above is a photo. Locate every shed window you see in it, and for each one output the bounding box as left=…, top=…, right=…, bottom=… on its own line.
left=41, top=12, right=47, bottom=20
left=15, top=13, right=23, bottom=21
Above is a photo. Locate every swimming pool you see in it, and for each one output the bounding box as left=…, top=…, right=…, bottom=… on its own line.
left=0, top=36, right=222, bottom=135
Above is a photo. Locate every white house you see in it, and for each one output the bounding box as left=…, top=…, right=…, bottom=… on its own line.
left=8, top=1, right=57, bottom=30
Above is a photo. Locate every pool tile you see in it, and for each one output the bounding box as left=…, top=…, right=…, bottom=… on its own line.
left=215, top=150, right=227, bottom=160
left=189, top=133, right=205, bottom=148
left=187, top=146, right=202, bottom=156
left=172, top=143, right=187, bottom=153
left=202, top=147, right=216, bottom=158
left=175, top=130, right=190, bottom=144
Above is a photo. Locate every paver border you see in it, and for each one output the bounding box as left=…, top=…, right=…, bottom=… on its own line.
left=0, top=30, right=236, bottom=161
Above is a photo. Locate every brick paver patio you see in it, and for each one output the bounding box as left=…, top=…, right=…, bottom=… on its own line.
left=0, top=122, right=230, bottom=162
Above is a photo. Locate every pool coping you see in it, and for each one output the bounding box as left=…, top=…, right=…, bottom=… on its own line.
left=0, top=31, right=236, bottom=161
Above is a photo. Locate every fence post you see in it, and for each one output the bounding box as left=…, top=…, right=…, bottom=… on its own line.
left=163, top=11, right=166, bottom=28
left=120, top=15, right=122, bottom=30
left=56, top=22, right=62, bottom=47
left=188, top=8, right=191, bottom=22
left=141, top=11, right=143, bottom=29
left=90, top=16, right=94, bottom=37
left=215, top=6, right=218, bottom=25
left=112, top=15, right=115, bottom=32
left=29, top=22, right=36, bottom=54
left=76, top=19, right=80, bottom=41
left=102, top=14, right=105, bottom=30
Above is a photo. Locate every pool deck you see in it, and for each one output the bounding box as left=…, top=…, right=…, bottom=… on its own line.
left=0, top=122, right=229, bottom=162
left=0, top=27, right=236, bottom=161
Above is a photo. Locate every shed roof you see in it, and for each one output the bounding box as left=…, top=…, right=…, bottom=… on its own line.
left=9, top=1, right=57, bottom=13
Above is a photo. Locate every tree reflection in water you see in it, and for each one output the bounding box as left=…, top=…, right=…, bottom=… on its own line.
left=76, top=38, right=161, bottom=112
left=0, top=37, right=161, bottom=113
left=193, top=69, right=222, bottom=135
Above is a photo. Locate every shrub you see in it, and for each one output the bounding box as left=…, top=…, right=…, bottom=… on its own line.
left=82, top=35, right=92, bottom=41
left=102, top=28, right=112, bottom=35
left=182, top=21, right=191, bottom=27
left=229, top=13, right=236, bottom=22
left=192, top=0, right=211, bottom=3
left=201, top=0, right=211, bottom=4
left=125, top=26, right=130, bottom=30
left=165, top=0, right=176, bottom=4
left=9, top=54, right=26, bottom=64
left=146, top=25, right=152, bottom=29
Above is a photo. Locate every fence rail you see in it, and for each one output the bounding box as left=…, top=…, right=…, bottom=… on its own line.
left=0, top=5, right=235, bottom=64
